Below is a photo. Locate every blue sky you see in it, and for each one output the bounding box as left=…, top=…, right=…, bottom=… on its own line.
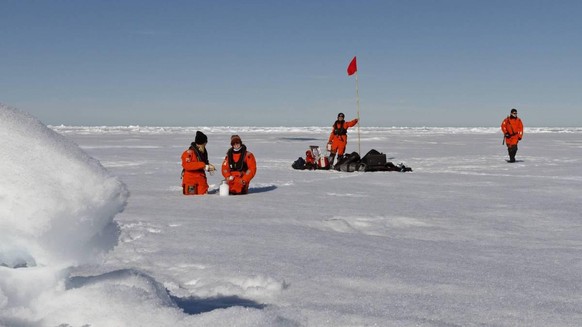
left=1, top=1, right=581, bottom=127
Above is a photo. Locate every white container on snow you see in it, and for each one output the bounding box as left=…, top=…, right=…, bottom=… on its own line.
left=318, top=156, right=330, bottom=169
left=219, top=180, right=229, bottom=196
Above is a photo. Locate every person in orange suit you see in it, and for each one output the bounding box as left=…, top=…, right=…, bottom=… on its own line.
left=327, top=112, right=358, bottom=165
left=222, top=135, right=257, bottom=195
left=181, top=131, right=216, bottom=195
left=501, top=108, right=524, bottom=163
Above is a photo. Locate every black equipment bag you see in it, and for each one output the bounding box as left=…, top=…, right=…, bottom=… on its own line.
left=334, top=152, right=360, bottom=172
left=361, top=149, right=387, bottom=168
left=292, top=157, right=306, bottom=170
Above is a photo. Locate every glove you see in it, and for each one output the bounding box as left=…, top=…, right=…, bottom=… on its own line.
left=504, top=133, right=511, bottom=138
left=326, top=143, right=332, bottom=151
left=227, top=175, right=234, bottom=181
left=205, top=164, right=216, bottom=172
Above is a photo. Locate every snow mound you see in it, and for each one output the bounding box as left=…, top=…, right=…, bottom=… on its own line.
left=0, top=104, right=130, bottom=324
left=0, top=104, right=129, bottom=269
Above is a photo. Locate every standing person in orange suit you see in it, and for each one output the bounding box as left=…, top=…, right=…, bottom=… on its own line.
left=181, top=131, right=216, bottom=195
left=501, top=108, right=524, bottom=163
left=327, top=112, right=358, bottom=165
left=222, top=135, right=257, bottom=195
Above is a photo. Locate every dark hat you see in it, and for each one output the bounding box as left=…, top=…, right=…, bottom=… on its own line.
left=230, top=134, right=242, bottom=146
left=195, top=131, right=208, bottom=145
left=337, top=112, right=345, bottom=118
left=511, top=108, right=517, bottom=113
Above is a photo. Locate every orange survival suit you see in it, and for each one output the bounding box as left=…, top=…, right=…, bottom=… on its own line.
left=222, top=143, right=257, bottom=195
left=328, top=115, right=358, bottom=164
left=501, top=110, right=524, bottom=162
left=181, top=144, right=211, bottom=195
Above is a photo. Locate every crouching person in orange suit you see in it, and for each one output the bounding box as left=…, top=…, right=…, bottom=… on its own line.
left=181, top=131, right=216, bottom=195
left=222, top=135, right=257, bottom=195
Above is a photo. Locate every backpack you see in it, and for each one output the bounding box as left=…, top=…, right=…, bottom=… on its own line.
left=292, top=157, right=306, bottom=170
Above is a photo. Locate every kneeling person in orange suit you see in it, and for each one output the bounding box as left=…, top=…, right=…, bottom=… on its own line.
left=181, top=131, right=216, bottom=195
left=222, top=135, right=257, bottom=195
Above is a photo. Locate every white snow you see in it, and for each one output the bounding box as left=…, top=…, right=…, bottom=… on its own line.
left=1, top=104, right=581, bottom=326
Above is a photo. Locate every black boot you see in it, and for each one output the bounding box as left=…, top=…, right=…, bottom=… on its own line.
left=508, top=145, right=518, bottom=162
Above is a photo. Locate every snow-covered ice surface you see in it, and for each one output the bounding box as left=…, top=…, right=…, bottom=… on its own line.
left=2, top=105, right=582, bottom=326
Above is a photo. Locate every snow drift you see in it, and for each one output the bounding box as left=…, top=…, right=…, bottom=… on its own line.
left=0, top=104, right=129, bottom=322
left=0, top=104, right=128, bottom=268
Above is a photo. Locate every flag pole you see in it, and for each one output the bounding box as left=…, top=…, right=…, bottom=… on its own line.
left=347, top=56, right=360, bottom=155
left=355, top=71, right=361, bottom=155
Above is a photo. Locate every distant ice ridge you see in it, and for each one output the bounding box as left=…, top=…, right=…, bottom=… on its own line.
left=49, top=125, right=582, bottom=135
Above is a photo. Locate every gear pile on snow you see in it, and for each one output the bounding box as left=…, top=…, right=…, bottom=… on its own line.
left=292, top=145, right=330, bottom=170
left=292, top=148, right=412, bottom=172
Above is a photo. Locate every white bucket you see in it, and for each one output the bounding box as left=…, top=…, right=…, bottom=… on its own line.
left=219, top=180, right=229, bottom=196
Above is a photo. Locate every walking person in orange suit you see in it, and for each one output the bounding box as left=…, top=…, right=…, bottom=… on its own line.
left=501, top=108, right=524, bottom=163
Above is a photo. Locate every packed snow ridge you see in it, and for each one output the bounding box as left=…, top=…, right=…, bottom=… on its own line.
left=0, top=105, right=129, bottom=324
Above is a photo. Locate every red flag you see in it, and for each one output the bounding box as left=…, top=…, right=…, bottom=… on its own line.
left=347, top=56, right=357, bottom=76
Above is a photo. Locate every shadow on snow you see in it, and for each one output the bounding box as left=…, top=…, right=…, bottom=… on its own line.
left=279, top=137, right=321, bottom=142
left=171, top=294, right=266, bottom=315
left=248, top=185, right=277, bottom=194
left=66, top=269, right=266, bottom=315
left=208, top=185, right=278, bottom=195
